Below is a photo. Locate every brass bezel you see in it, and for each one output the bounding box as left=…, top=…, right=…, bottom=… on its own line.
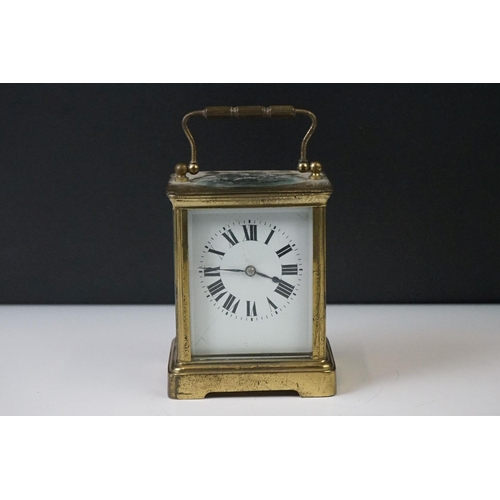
left=167, top=171, right=335, bottom=399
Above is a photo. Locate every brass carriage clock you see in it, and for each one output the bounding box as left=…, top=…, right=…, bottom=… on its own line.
left=167, top=106, right=336, bottom=399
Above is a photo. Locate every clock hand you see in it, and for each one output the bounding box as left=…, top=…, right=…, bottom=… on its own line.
left=198, top=266, right=245, bottom=273
left=254, top=269, right=281, bottom=283
left=199, top=266, right=281, bottom=282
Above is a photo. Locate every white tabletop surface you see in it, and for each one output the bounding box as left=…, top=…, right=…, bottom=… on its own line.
left=1, top=304, right=499, bottom=415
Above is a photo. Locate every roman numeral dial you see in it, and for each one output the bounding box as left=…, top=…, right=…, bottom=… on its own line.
left=203, top=267, right=220, bottom=277
left=222, top=229, right=239, bottom=246
left=247, top=301, right=257, bottom=317
left=207, top=279, right=225, bottom=296
left=198, top=219, right=305, bottom=320
left=243, top=224, right=257, bottom=241
left=281, top=264, right=298, bottom=275
left=223, top=294, right=240, bottom=313
left=276, top=244, right=292, bottom=258
left=274, top=280, right=295, bottom=299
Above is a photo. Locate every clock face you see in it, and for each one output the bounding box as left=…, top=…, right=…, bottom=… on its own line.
left=188, top=207, right=313, bottom=357
left=199, top=219, right=302, bottom=319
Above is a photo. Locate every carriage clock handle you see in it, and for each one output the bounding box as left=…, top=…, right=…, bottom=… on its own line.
left=176, top=106, right=321, bottom=180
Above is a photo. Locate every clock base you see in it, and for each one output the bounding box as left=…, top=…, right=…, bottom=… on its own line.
left=167, top=340, right=336, bottom=399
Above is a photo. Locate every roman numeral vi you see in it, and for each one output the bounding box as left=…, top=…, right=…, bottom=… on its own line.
left=246, top=301, right=257, bottom=317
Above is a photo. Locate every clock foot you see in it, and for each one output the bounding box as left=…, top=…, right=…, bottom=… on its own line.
left=167, top=339, right=336, bottom=399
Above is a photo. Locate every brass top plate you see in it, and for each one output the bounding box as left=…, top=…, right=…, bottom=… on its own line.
left=167, top=170, right=332, bottom=197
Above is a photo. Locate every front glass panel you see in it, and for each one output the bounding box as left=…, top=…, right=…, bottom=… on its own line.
left=188, top=207, right=313, bottom=357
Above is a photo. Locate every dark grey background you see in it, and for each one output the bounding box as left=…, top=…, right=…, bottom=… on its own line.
left=1, top=84, right=499, bottom=304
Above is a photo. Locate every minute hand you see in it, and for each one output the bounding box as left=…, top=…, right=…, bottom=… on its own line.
left=198, top=267, right=245, bottom=273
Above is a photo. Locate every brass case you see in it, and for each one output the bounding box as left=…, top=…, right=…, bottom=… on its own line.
left=167, top=170, right=335, bottom=399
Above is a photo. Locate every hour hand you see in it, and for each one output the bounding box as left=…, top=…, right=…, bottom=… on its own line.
left=254, top=270, right=281, bottom=283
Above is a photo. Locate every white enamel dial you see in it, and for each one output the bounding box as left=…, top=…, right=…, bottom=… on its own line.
left=188, top=207, right=313, bottom=357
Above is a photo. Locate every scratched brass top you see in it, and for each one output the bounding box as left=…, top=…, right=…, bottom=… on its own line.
left=167, top=170, right=332, bottom=197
